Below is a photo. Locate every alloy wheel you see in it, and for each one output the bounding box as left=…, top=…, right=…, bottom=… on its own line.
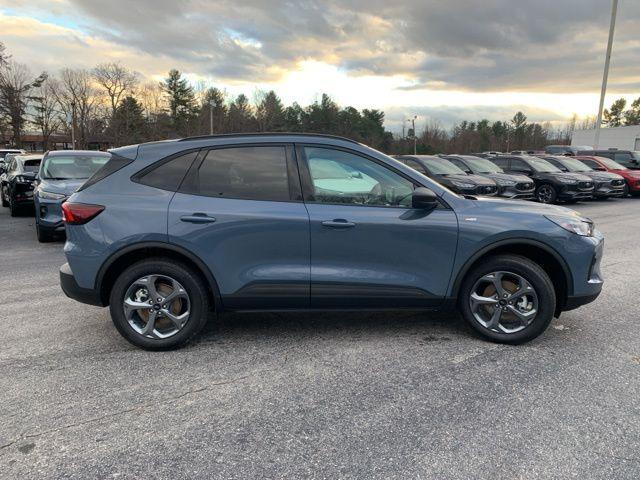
left=469, top=271, right=539, bottom=334
left=123, top=274, right=191, bottom=339
left=537, top=185, right=554, bottom=203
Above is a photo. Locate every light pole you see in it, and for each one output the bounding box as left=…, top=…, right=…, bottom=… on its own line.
left=406, top=115, right=417, bottom=155
left=594, top=0, right=618, bottom=148
left=71, top=101, right=77, bottom=150
left=209, top=100, right=215, bottom=135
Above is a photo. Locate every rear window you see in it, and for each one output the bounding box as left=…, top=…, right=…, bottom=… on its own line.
left=23, top=159, right=42, bottom=172
left=41, top=155, right=109, bottom=180
left=183, top=146, right=290, bottom=201
left=77, top=154, right=132, bottom=192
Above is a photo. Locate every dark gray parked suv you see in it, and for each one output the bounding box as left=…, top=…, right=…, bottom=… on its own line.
left=59, top=134, right=604, bottom=349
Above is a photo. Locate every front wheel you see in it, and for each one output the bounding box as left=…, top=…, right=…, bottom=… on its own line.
left=535, top=184, right=557, bottom=204
left=622, top=183, right=629, bottom=197
left=8, top=194, right=18, bottom=217
left=1, top=187, right=8, bottom=207
left=459, top=254, right=556, bottom=344
left=109, top=258, right=211, bottom=350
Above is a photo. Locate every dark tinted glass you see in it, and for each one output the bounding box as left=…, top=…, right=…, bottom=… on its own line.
left=447, top=158, right=469, bottom=172
left=491, top=157, right=509, bottom=168
left=614, top=152, right=632, bottom=164
left=139, top=151, right=197, bottom=191
left=191, top=146, right=290, bottom=201
left=78, top=154, right=132, bottom=192
left=406, top=159, right=427, bottom=174
left=510, top=159, right=529, bottom=171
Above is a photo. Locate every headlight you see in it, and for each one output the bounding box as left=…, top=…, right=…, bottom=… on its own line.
left=496, top=179, right=516, bottom=187
left=15, top=175, right=30, bottom=184
left=451, top=181, right=476, bottom=189
left=36, top=189, right=66, bottom=200
left=545, top=214, right=594, bottom=236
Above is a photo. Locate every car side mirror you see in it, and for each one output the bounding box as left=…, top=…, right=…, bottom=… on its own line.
left=412, top=187, right=438, bottom=210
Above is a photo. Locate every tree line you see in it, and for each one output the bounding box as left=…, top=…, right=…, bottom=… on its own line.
left=1, top=41, right=633, bottom=155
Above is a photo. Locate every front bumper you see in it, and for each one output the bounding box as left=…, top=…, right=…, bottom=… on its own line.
left=558, top=186, right=594, bottom=201
left=593, top=182, right=625, bottom=198
left=35, top=196, right=66, bottom=230
left=499, top=185, right=535, bottom=200
left=60, top=262, right=105, bottom=307
left=563, top=236, right=604, bottom=311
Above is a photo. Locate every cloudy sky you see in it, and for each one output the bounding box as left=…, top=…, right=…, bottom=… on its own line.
left=1, top=0, right=639, bottom=131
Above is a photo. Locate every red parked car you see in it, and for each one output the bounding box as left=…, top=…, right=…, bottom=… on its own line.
left=576, top=155, right=640, bottom=197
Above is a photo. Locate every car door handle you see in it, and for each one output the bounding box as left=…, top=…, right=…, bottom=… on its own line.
left=180, top=213, right=217, bottom=224
left=321, top=219, right=356, bottom=229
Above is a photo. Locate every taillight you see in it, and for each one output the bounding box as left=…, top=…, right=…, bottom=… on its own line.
left=61, top=202, right=104, bottom=225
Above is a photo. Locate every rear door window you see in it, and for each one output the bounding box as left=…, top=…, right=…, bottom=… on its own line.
left=183, top=146, right=292, bottom=201
left=490, top=157, right=510, bottom=169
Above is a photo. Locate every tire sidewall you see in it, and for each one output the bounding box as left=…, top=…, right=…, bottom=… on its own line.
left=459, top=255, right=556, bottom=344
left=109, top=259, right=210, bottom=350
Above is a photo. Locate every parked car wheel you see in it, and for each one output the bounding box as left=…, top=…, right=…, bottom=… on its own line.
left=535, top=184, right=557, bottom=204
left=459, top=254, right=556, bottom=344
left=36, top=223, right=55, bottom=243
left=109, top=258, right=211, bottom=350
left=622, top=184, right=629, bottom=197
left=1, top=187, right=8, bottom=207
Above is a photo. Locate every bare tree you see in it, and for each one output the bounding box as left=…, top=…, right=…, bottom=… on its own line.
left=55, top=68, right=105, bottom=149
left=92, top=63, right=138, bottom=116
left=0, top=60, right=46, bottom=146
left=32, top=75, right=63, bottom=150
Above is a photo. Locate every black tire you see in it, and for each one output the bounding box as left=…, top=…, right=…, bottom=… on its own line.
left=535, top=184, right=558, bottom=204
left=36, top=223, right=55, bottom=243
left=1, top=187, right=7, bottom=207
left=8, top=194, right=18, bottom=217
left=622, top=183, right=629, bottom=197
left=458, top=254, right=556, bottom=345
left=109, top=258, right=211, bottom=350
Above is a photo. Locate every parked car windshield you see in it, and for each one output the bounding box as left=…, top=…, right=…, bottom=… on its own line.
left=595, top=156, right=627, bottom=170
left=557, top=157, right=592, bottom=172
left=460, top=156, right=503, bottom=173
left=524, top=156, right=562, bottom=173
left=422, top=158, right=467, bottom=175
left=41, top=154, right=110, bottom=180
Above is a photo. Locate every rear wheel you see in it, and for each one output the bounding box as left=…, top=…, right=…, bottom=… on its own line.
left=459, top=254, right=556, bottom=344
left=535, top=184, right=557, bottom=204
left=109, top=258, right=211, bottom=350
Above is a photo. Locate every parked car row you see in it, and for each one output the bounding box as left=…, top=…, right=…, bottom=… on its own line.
left=394, top=153, right=635, bottom=204
left=0, top=150, right=111, bottom=241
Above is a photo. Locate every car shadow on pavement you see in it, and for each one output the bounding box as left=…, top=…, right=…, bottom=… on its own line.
left=196, top=309, right=470, bottom=344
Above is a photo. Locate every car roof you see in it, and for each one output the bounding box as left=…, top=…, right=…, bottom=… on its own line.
left=46, top=150, right=110, bottom=157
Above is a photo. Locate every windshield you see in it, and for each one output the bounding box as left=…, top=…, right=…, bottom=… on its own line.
left=523, top=156, right=562, bottom=173
left=41, top=155, right=109, bottom=180
left=461, top=156, right=503, bottom=173
left=422, top=158, right=466, bottom=175
left=596, top=156, right=627, bottom=170
left=557, top=157, right=592, bottom=172
left=23, top=159, right=41, bottom=172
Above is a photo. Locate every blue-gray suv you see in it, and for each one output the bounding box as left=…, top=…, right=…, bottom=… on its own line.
left=59, top=134, right=604, bottom=349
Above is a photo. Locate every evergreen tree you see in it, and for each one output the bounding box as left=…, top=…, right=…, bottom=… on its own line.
left=603, top=98, right=626, bottom=127
left=624, top=97, right=640, bottom=126
left=112, top=96, right=146, bottom=145
left=256, top=90, right=286, bottom=132
left=162, top=69, right=197, bottom=136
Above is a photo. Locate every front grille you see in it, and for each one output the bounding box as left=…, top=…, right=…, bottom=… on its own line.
left=611, top=179, right=624, bottom=186
left=516, top=182, right=534, bottom=191
left=479, top=185, right=498, bottom=195
left=579, top=181, right=594, bottom=190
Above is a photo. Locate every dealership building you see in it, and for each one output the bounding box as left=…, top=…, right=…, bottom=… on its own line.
left=571, top=125, right=640, bottom=150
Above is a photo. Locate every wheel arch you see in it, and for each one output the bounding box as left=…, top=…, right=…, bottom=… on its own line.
left=450, top=239, right=573, bottom=315
left=96, top=242, right=222, bottom=310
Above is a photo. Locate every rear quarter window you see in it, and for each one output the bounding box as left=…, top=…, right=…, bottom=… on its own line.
left=135, top=150, right=199, bottom=192
left=77, top=154, right=133, bottom=192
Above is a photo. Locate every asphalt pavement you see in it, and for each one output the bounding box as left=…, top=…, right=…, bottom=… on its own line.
left=0, top=198, right=638, bottom=479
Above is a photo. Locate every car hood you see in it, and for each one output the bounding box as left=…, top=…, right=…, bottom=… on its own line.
left=581, top=171, right=624, bottom=182
left=440, top=173, right=495, bottom=185
left=472, top=195, right=587, bottom=219
left=541, top=172, right=593, bottom=182
left=38, top=179, right=86, bottom=195
left=481, top=172, right=531, bottom=183
left=617, top=169, right=640, bottom=179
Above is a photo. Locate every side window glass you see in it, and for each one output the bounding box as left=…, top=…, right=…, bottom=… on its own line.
left=510, top=159, right=529, bottom=171
left=614, top=153, right=632, bottom=165
left=304, top=147, right=414, bottom=207
left=582, top=160, right=597, bottom=168
left=448, top=158, right=468, bottom=172
left=406, top=160, right=427, bottom=175
left=188, top=146, right=290, bottom=201
left=139, top=151, right=198, bottom=192
left=491, top=158, right=509, bottom=169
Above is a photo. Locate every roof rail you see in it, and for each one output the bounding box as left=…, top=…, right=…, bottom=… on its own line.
left=176, top=132, right=361, bottom=145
